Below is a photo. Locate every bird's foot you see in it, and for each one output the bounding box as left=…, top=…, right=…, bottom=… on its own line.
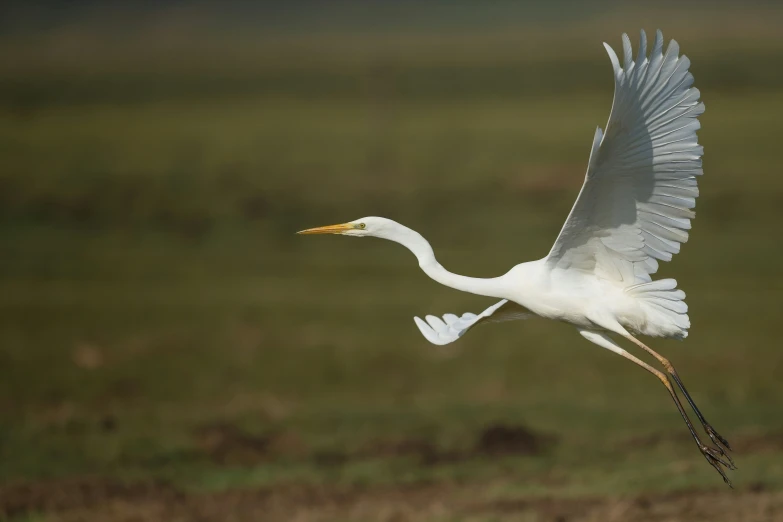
left=702, top=424, right=735, bottom=469
left=705, top=424, right=733, bottom=452
left=701, top=445, right=734, bottom=487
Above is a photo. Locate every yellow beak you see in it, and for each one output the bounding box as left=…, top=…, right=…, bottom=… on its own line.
left=296, top=222, right=354, bottom=235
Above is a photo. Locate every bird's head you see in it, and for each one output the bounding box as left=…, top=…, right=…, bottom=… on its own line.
left=297, top=216, right=399, bottom=238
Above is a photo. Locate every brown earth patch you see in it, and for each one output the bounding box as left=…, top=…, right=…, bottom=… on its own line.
left=194, top=423, right=306, bottom=465
left=472, top=487, right=783, bottom=522
left=1, top=478, right=782, bottom=522
left=195, top=422, right=553, bottom=468
left=476, top=423, right=554, bottom=456
left=358, top=437, right=464, bottom=466
left=0, top=478, right=184, bottom=520
left=356, top=423, right=554, bottom=466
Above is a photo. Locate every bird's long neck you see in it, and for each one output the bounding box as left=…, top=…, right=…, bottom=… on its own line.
left=381, top=224, right=509, bottom=300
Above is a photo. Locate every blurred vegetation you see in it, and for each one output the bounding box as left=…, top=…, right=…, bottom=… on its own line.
left=1, top=2, right=783, bottom=516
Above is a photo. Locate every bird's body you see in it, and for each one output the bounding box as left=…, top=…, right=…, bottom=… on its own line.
left=510, top=261, right=640, bottom=333
left=299, top=30, right=735, bottom=486
left=518, top=262, right=687, bottom=339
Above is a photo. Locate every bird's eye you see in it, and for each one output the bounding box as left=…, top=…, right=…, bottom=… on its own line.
left=358, top=223, right=366, bottom=229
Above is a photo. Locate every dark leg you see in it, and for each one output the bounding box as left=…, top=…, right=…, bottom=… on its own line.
left=659, top=375, right=734, bottom=485
left=624, top=334, right=734, bottom=465
left=669, top=369, right=733, bottom=452
left=579, top=330, right=734, bottom=486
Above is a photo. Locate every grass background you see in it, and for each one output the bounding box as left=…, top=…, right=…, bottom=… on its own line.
left=1, top=1, right=783, bottom=520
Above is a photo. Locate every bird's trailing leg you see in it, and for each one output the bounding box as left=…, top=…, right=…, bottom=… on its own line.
left=623, top=334, right=734, bottom=465
left=579, top=330, right=734, bottom=487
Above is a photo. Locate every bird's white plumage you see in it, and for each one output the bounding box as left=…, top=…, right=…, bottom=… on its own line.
left=414, top=299, right=532, bottom=345
left=546, top=29, right=703, bottom=285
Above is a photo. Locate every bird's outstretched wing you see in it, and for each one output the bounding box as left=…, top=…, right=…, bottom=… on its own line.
left=414, top=299, right=532, bottom=345
left=546, top=30, right=703, bottom=284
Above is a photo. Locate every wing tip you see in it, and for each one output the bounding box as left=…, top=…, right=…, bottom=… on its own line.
left=413, top=315, right=427, bottom=331
left=636, top=29, right=648, bottom=65
left=603, top=42, right=621, bottom=74
left=414, top=316, right=444, bottom=345
left=653, top=29, right=664, bottom=58
left=621, top=33, right=633, bottom=70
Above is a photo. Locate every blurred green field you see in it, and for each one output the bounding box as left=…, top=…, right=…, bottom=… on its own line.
left=2, top=3, right=783, bottom=521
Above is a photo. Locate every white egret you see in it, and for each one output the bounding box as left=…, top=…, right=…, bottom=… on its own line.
left=299, top=30, right=735, bottom=485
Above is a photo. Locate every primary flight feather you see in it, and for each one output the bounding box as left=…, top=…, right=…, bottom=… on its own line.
left=299, top=30, right=735, bottom=486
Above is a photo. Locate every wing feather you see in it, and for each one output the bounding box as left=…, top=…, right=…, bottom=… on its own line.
left=546, top=30, right=703, bottom=285
left=414, top=300, right=532, bottom=346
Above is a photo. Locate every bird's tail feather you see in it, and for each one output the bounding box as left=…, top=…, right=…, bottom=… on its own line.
left=626, top=278, right=690, bottom=339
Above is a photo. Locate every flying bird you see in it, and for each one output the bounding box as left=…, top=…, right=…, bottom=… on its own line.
left=299, top=30, right=735, bottom=485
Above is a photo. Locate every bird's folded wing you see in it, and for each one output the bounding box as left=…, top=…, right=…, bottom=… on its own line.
left=545, top=29, right=703, bottom=285
left=414, top=299, right=532, bottom=345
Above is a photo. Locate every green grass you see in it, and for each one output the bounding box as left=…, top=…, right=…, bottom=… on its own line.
left=1, top=6, right=783, bottom=515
